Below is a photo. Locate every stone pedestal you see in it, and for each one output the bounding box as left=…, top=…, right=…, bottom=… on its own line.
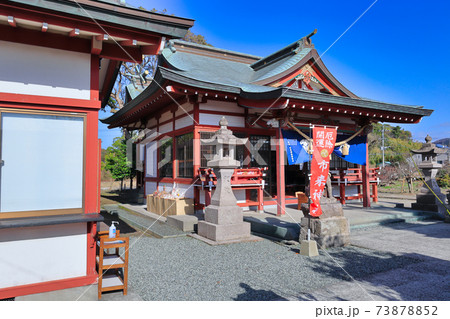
left=411, top=162, right=447, bottom=219
left=299, top=198, right=350, bottom=248
left=197, top=166, right=254, bottom=244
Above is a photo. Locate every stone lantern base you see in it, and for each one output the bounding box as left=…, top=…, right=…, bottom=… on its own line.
left=196, top=205, right=261, bottom=245
left=411, top=163, right=447, bottom=219
left=299, top=198, right=350, bottom=248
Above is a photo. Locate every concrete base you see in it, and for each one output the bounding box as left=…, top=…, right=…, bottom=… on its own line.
left=412, top=172, right=447, bottom=218
left=300, top=217, right=350, bottom=248
left=166, top=215, right=198, bottom=232
left=189, top=233, right=262, bottom=246
left=299, top=198, right=350, bottom=248
left=198, top=220, right=251, bottom=242
left=300, top=240, right=319, bottom=256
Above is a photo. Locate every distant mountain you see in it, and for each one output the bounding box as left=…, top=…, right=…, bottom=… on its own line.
left=434, top=138, right=450, bottom=146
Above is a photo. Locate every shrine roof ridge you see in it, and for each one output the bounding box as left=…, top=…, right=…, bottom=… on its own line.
left=167, top=39, right=262, bottom=63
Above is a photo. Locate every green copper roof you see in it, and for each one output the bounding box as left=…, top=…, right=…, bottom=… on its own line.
left=103, top=36, right=433, bottom=126
left=7, top=0, right=194, bottom=38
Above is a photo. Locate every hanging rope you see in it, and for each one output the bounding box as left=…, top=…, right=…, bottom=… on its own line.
left=286, top=121, right=368, bottom=146
left=335, top=125, right=368, bottom=146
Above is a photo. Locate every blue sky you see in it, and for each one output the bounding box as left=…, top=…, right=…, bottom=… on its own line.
left=99, top=0, right=450, bottom=147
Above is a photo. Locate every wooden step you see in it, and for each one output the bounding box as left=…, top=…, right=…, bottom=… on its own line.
left=97, top=255, right=125, bottom=267
left=101, top=274, right=124, bottom=289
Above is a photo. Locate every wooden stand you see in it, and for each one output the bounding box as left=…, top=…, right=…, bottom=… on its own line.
left=96, top=231, right=129, bottom=299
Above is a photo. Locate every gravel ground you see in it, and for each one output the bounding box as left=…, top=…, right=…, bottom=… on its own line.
left=126, top=236, right=420, bottom=301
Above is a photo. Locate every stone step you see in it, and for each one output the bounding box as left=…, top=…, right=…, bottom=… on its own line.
left=244, top=210, right=438, bottom=239
left=243, top=216, right=299, bottom=241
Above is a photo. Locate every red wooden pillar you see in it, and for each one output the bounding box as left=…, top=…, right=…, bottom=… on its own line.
left=372, top=183, right=378, bottom=203
left=339, top=169, right=346, bottom=205
left=98, top=139, right=102, bottom=213
left=362, top=142, right=371, bottom=207
left=193, top=126, right=201, bottom=209
left=276, top=127, right=286, bottom=216
left=257, top=186, right=264, bottom=213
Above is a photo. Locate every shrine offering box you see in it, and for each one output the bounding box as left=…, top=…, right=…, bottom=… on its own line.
left=147, top=195, right=194, bottom=216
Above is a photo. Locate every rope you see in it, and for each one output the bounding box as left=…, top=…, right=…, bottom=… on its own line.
left=286, top=121, right=368, bottom=146
left=287, top=121, right=312, bottom=140
left=335, top=125, right=367, bottom=146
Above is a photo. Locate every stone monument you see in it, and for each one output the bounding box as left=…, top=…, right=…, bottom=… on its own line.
left=411, top=135, right=448, bottom=219
left=196, top=117, right=260, bottom=244
left=299, top=175, right=350, bottom=248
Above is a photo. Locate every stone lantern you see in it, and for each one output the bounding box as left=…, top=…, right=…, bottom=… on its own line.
left=196, top=117, right=259, bottom=244
left=411, top=135, right=447, bottom=218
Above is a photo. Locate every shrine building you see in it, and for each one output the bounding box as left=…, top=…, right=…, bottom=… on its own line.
left=0, top=0, right=193, bottom=299
left=103, top=31, right=433, bottom=216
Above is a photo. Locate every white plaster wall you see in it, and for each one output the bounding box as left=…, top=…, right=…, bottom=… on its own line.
left=160, top=111, right=172, bottom=123
left=159, top=122, right=173, bottom=134
left=200, top=101, right=244, bottom=114
left=175, top=116, right=194, bottom=130
left=145, top=182, right=158, bottom=196
left=0, top=223, right=87, bottom=288
left=0, top=40, right=90, bottom=100
left=158, top=182, right=173, bottom=194
left=175, top=102, right=193, bottom=117
left=147, top=118, right=157, bottom=128
left=199, top=114, right=244, bottom=127
left=178, top=184, right=194, bottom=199
left=145, top=141, right=157, bottom=177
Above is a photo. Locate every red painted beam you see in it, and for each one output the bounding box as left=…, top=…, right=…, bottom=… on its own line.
left=69, top=28, right=80, bottom=37
left=101, top=42, right=142, bottom=63
left=0, top=3, right=162, bottom=46
left=0, top=92, right=100, bottom=109
left=120, top=39, right=137, bottom=46
left=0, top=24, right=90, bottom=54
left=0, top=275, right=98, bottom=299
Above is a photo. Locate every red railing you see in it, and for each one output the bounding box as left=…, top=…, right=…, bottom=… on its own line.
left=195, top=167, right=267, bottom=210
left=330, top=167, right=380, bottom=204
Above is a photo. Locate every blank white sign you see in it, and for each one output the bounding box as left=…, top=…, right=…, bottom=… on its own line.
left=0, top=112, right=84, bottom=213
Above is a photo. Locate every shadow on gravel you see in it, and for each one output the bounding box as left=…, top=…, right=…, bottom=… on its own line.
left=100, top=210, right=139, bottom=235
left=101, top=189, right=140, bottom=204
left=380, top=220, right=450, bottom=239
left=234, top=283, right=287, bottom=301
left=305, top=248, right=450, bottom=301
left=311, top=247, right=420, bottom=282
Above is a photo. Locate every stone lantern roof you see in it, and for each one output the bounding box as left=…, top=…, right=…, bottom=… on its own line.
left=200, top=117, right=248, bottom=168
left=412, top=135, right=447, bottom=162
left=200, top=117, right=248, bottom=146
